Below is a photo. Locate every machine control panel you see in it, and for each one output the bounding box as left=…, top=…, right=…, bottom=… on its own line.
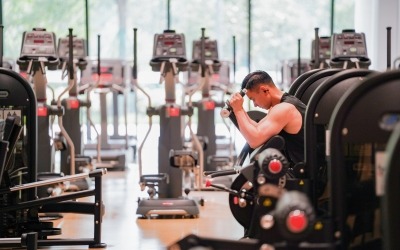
left=57, top=36, right=87, bottom=60
left=331, top=30, right=368, bottom=60
left=152, top=31, right=186, bottom=60
left=19, top=28, right=57, bottom=59
left=192, top=38, right=219, bottom=62
left=311, top=36, right=331, bottom=61
left=191, top=38, right=221, bottom=73
left=81, top=59, right=125, bottom=87
left=18, top=28, right=59, bottom=71
left=150, top=30, right=188, bottom=72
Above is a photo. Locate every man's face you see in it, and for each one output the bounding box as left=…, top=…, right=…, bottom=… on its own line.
left=246, top=85, right=269, bottom=109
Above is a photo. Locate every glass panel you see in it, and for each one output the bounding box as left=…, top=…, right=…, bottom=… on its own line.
left=1, top=0, right=355, bottom=132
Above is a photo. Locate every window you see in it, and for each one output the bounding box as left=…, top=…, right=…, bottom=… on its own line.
left=2, top=0, right=355, bottom=126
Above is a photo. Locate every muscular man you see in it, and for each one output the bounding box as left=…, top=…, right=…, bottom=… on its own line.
left=229, top=70, right=305, bottom=165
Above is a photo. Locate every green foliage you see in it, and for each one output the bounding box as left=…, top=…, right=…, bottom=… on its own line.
left=3, top=0, right=86, bottom=58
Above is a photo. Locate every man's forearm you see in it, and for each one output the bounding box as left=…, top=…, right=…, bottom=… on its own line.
left=235, top=109, right=262, bottom=147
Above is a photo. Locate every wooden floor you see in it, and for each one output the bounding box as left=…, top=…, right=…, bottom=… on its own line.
left=38, top=164, right=244, bottom=250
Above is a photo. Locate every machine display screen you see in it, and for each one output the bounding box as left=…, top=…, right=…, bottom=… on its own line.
left=90, top=66, right=114, bottom=84
left=80, top=59, right=125, bottom=86
left=164, top=40, right=175, bottom=46
left=33, top=39, right=45, bottom=44
left=21, top=31, right=57, bottom=57
left=192, top=39, right=219, bottom=61
left=153, top=33, right=186, bottom=58
left=331, top=32, right=367, bottom=58
left=58, top=37, right=87, bottom=59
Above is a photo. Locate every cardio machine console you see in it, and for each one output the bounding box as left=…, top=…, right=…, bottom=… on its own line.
left=17, top=28, right=59, bottom=70
left=153, top=31, right=186, bottom=59
left=57, top=36, right=88, bottom=70
left=80, top=59, right=126, bottom=87
left=311, top=36, right=331, bottom=62
left=191, top=38, right=221, bottom=72
left=331, top=30, right=368, bottom=61
left=150, top=30, right=188, bottom=71
left=57, top=37, right=87, bottom=60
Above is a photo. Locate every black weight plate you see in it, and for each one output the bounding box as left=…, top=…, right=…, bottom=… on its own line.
left=229, top=173, right=254, bottom=229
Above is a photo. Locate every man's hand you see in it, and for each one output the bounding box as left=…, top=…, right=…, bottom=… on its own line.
left=229, top=92, right=245, bottom=112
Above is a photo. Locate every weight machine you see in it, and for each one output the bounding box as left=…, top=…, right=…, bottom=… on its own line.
left=0, top=65, right=106, bottom=249
left=170, top=28, right=380, bottom=248
left=382, top=123, right=400, bottom=250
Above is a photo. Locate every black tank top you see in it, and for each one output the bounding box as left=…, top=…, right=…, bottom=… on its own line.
left=278, top=93, right=306, bottom=165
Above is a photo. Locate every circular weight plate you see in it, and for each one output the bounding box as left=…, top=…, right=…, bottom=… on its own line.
left=229, top=173, right=254, bottom=229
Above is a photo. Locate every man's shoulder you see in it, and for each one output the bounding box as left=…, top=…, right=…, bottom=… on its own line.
left=271, top=102, right=296, bottom=113
left=281, top=93, right=306, bottom=108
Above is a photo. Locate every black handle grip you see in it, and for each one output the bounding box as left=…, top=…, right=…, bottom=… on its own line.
left=220, top=89, right=247, bottom=118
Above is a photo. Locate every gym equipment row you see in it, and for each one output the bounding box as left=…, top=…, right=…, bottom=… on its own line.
left=0, top=27, right=107, bottom=249
left=169, top=28, right=400, bottom=249
left=18, top=27, right=133, bottom=176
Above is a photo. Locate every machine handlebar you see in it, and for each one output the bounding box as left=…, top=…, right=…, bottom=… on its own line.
left=220, top=89, right=247, bottom=118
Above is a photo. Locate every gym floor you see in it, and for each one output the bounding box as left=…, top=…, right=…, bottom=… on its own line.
left=40, top=124, right=246, bottom=250
left=43, top=166, right=244, bottom=250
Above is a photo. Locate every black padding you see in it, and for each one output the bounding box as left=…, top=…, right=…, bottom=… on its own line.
left=294, top=68, right=342, bottom=104
left=328, top=70, right=400, bottom=249
left=304, top=69, right=375, bottom=206
left=288, top=68, right=323, bottom=95
left=382, top=123, right=400, bottom=250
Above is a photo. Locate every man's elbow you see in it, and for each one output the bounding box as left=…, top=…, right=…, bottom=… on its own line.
left=248, top=141, right=262, bottom=149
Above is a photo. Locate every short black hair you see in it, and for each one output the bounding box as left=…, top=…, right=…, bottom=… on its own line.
left=241, top=70, right=274, bottom=90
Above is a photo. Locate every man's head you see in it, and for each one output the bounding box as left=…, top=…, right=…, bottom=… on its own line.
left=241, top=70, right=274, bottom=90
left=241, top=70, right=278, bottom=109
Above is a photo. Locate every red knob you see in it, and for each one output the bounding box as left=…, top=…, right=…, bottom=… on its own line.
left=268, top=159, right=282, bottom=174
left=286, top=210, right=308, bottom=233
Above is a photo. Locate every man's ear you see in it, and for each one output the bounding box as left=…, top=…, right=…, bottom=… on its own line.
left=260, top=85, right=268, bottom=93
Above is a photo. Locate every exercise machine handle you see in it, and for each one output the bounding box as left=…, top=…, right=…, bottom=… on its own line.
left=220, top=88, right=247, bottom=118
left=203, top=169, right=239, bottom=178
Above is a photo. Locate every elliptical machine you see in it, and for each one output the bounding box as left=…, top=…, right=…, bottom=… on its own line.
left=17, top=28, right=60, bottom=176
left=134, top=29, right=199, bottom=218
left=190, top=29, right=235, bottom=174
left=81, top=56, right=129, bottom=170
left=57, top=31, right=92, bottom=179
left=133, top=29, right=199, bottom=217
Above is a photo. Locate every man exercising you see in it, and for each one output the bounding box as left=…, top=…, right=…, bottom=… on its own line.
left=229, top=70, right=305, bottom=165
